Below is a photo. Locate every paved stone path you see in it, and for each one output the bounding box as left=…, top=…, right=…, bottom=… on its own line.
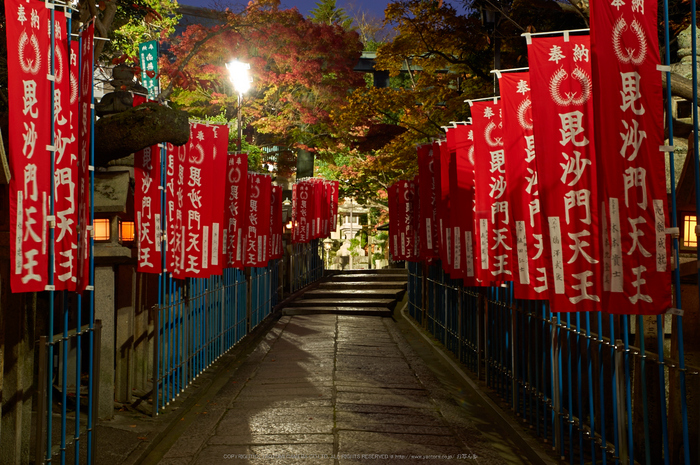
left=156, top=314, right=539, bottom=465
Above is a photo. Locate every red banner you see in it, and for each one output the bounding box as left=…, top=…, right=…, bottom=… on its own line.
left=590, top=0, right=671, bottom=314
left=321, top=181, right=331, bottom=237
left=528, top=34, right=602, bottom=311
left=7, top=0, right=51, bottom=292
left=177, top=123, right=227, bottom=278
left=295, top=181, right=312, bottom=243
left=291, top=183, right=299, bottom=243
left=135, top=145, right=162, bottom=273
left=76, top=23, right=94, bottom=293
left=446, top=126, right=472, bottom=281
left=417, top=144, right=439, bottom=260
left=166, top=143, right=185, bottom=276
left=312, top=180, right=323, bottom=239
left=453, top=125, right=479, bottom=286
left=395, top=180, right=417, bottom=262
left=437, top=141, right=454, bottom=274
left=388, top=183, right=400, bottom=260
left=499, top=72, right=550, bottom=300
left=411, top=175, right=421, bottom=261
left=471, top=99, right=513, bottom=283
left=243, top=173, right=271, bottom=267
left=329, top=180, right=339, bottom=232
left=52, top=12, right=79, bottom=290
left=270, top=185, right=283, bottom=259
left=223, top=152, right=248, bottom=269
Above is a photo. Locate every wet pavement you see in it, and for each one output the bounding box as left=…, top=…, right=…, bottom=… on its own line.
left=140, top=311, right=552, bottom=465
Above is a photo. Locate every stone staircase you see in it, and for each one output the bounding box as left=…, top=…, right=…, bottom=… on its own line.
left=282, top=268, right=408, bottom=317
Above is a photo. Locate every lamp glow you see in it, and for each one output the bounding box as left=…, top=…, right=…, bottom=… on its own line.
left=226, top=60, right=252, bottom=95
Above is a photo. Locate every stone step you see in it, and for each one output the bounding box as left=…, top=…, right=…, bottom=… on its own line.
left=327, top=268, right=407, bottom=275
left=281, top=307, right=392, bottom=317
left=318, top=281, right=407, bottom=290
left=302, top=289, right=405, bottom=300
left=331, top=274, right=408, bottom=282
left=285, top=298, right=397, bottom=308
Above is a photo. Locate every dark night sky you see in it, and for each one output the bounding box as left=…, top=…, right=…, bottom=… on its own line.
left=177, top=0, right=391, bottom=20
left=177, top=0, right=469, bottom=22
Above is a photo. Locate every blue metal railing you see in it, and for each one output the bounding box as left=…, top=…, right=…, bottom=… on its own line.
left=153, top=249, right=310, bottom=414
left=407, top=261, right=699, bottom=464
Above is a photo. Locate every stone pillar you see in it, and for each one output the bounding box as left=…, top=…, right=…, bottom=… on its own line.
left=0, top=273, right=36, bottom=465
left=133, top=272, right=156, bottom=391
left=94, top=266, right=115, bottom=419
left=115, top=265, right=136, bottom=403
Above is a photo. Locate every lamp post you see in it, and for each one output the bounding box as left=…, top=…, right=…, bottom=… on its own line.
left=480, top=5, right=500, bottom=92
left=226, top=60, right=252, bottom=151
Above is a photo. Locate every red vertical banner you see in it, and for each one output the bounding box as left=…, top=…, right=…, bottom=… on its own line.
left=295, top=181, right=311, bottom=243
left=499, top=72, right=550, bottom=300
left=388, top=183, right=400, bottom=260
left=135, top=145, right=162, bottom=273
left=76, top=23, right=94, bottom=292
left=438, top=141, right=454, bottom=274
left=321, top=181, right=331, bottom=238
left=395, top=180, right=414, bottom=262
left=291, top=183, right=299, bottom=243
left=528, top=34, right=602, bottom=312
left=405, top=180, right=419, bottom=262
left=313, top=180, right=323, bottom=239
left=417, top=144, right=439, bottom=260
left=329, top=180, right=339, bottom=232
left=411, top=175, right=421, bottom=260
left=181, top=123, right=210, bottom=278
left=166, top=143, right=185, bottom=277
left=446, top=128, right=464, bottom=280
left=53, top=12, right=78, bottom=290
left=207, top=124, right=228, bottom=276
left=591, top=1, right=671, bottom=314
left=432, top=141, right=447, bottom=267
left=270, top=185, right=283, bottom=259
left=7, top=0, right=51, bottom=292
left=451, top=125, right=479, bottom=285
left=223, top=152, right=248, bottom=269
left=178, top=123, right=227, bottom=278
left=471, top=99, right=513, bottom=283
left=244, top=173, right=271, bottom=267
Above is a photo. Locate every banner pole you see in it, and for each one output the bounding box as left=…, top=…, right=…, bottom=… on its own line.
left=86, top=18, right=96, bottom=464
left=47, top=4, right=57, bottom=463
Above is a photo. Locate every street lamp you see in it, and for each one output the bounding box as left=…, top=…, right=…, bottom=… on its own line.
left=226, top=60, right=252, bottom=151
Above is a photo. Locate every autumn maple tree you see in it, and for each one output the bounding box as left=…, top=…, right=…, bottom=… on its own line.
left=321, top=0, right=594, bottom=205
left=160, top=0, right=364, bottom=171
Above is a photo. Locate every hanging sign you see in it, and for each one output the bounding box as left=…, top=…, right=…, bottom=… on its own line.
left=437, top=140, right=454, bottom=274
left=417, top=144, right=439, bottom=260
left=243, top=173, right=271, bottom=267
left=471, top=99, right=513, bottom=283
left=499, top=71, right=550, bottom=300
left=135, top=145, right=162, bottom=273
left=223, top=152, right=248, bottom=269
left=7, top=0, right=51, bottom=292
left=590, top=0, right=672, bottom=314
left=270, top=185, right=284, bottom=259
left=76, top=23, right=94, bottom=293
left=528, top=33, right=602, bottom=311
left=53, top=11, right=79, bottom=290
left=138, top=40, right=159, bottom=100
